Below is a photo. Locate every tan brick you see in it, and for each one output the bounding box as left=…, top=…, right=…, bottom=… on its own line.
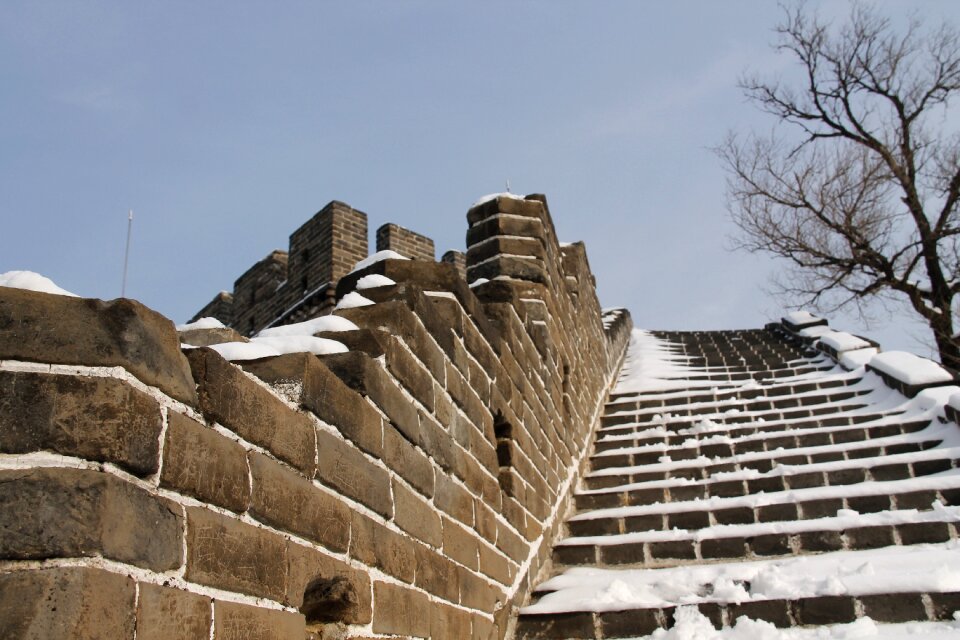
left=383, top=422, right=434, bottom=497
left=161, top=412, right=250, bottom=512
left=0, top=567, right=135, bottom=639
left=434, top=473, right=475, bottom=526
left=186, top=348, right=316, bottom=475
left=285, top=541, right=372, bottom=625
left=413, top=542, right=460, bottom=603
left=0, top=288, right=197, bottom=404
left=393, top=479, right=442, bottom=547
left=240, top=352, right=383, bottom=457
left=249, top=452, right=349, bottom=553
left=349, top=512, right=415, bottom=583
left=0, top=468, right=182, bottom=571
left=443, top=516, right=479, bottom=570
left=213, top=601, right=304, bottom=640
left=430, top=601, right=472, bottom=639
left=315, top=429, right=392, bottom=518
left=478, top=543, right=513, bottom=585
left=185, top=507, right=287, bottom=602
left=0, top=370, right=163, bottom=477
left=136, top=583, right=210, bottom=640
left=372, top=581, right=430, bottom=638
left=458, top=565, right=501, bottom=612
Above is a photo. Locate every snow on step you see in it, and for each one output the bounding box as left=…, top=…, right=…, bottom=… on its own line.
left=515, top=326, right=960, bottom=639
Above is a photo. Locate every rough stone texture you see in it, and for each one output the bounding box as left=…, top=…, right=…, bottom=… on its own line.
left=286, top=541, right=372, bottom=625
left=136, top=583, right=211, bottom=640
left=371, top=581, right=432, bottom=638
left=315, top=428, right=393, bottom=518
left=179, top=326, right=249, bottom=347
left=0, top=567, right=136, bottom=640
left=241, top=352, right=384, bottom=457
left=0, top=370, right=163, bottom=476
left=0, top=287, right=197, bottom=404
left=0, top=468, right=182, bottom=571
left=160, top=411, right=251, bottom=512
left=213, top=600, right=305, bottom=640
left=249, top=451, right=350, bottom=553
left=186, top=347, right=316, bottom=475
left=185, top=506, right=288, bottom=602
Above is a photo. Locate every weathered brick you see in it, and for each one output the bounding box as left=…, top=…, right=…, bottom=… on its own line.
left=372, top=581, right=431, bottom=638
left=315, top=428, right=392, bottom=518
left=393, top=479, right=442, bottom=547
left=0, top=468, right=182, bottom=571
left=443, top=516, right=480, bottom=570
left=516, top=612, right=595, bottom=639
left=186, top=348, right=316, bottom=475
left=0, top=370, right=163, bottom=476
left=414, top=542, right=460, bottom=603
left=430, top=601, right=473, bottom=639
left=249, top=452, right=350, bottom=552
left=136, top=583, right=211, bottom=640
left=349, top=512, right=416, bottom=583
left=383, top=422, right=435, bottom=497
left=240, top=352, right=384, bottom=457
left=213, top=601, right=305, bottom=640
left=185, top=507, right=287, bottom=602
left=0, top=288, right=197, bottom=404
left=0, top=567, right=135, bottom=640
left=161, top=412, right=250, bottom=512
left=285, top=541, right=372, bottom=625
left=435, top=473, right=475, bottom=526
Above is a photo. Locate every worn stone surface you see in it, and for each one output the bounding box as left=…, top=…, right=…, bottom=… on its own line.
left=213, top=600, right=305, bottom=640
left=315, top=428, right=392, bottom=518
left=286, top=541, right=372, bottom=625
left=0, top=288, right=197, bottom=404
left=186, top=347, right=316, bottom=475
left=241, top=352, right=384, bottom=457
left=161, top=411, right=250, bottom=512
left=0, top=468, right=182, bottom=571
left=136, top=583, right=211, bottom=640
left=249, top=451, right=350, bottom=553
left=179, top=326, right=249, bottom=347
left=185, top=506, right=288, bottom=602
left=0, top=370, right=163, bottom=476
left=0, top=567, right=135, bottom=640
left=371, top=581, right=431, bottom=638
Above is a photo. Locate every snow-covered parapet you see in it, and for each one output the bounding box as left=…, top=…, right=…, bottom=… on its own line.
left=0, top=270, right=78, bottom=297
left=867, top=350, right=955, bottom=397
left=817, top=330, right=875, bottom=366
left=781, top=310, right=827, bottom=333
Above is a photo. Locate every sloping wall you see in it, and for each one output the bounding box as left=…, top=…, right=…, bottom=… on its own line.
left=0, top=194, right=631, bottom=639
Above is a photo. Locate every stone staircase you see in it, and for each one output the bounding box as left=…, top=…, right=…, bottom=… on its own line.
left=515, top=326, right=960, bottom=638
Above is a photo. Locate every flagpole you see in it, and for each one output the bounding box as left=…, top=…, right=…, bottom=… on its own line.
left=121, top=210, right=133, bottom=298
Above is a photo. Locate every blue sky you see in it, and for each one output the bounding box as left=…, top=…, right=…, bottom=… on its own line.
left=2, top=2, right=957, bottom=354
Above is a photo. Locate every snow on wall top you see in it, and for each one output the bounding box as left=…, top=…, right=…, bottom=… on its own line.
left=869, top=351, right=953, bottom=386
left=0, top=270, right=77, bottom=297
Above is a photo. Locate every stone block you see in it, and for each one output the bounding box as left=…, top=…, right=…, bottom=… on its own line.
left=383, top=422, right=435, bottom=497
left=0, top=370, right=163, bottom=476
left=213, top=601, right=305, bottom=640
left=240, top=352, right=384, bottom=457
left=859, top=592, right=927, bottom=623
left=286, top=541, right=372, bottom=625
left=249, top=452, right=350, bottom=553
left=320, top=351, right=421, bottom=445
left=515, top=612, right=595, bottom=639
left=186, top=348, right=316, bottom=475
left=161, top=411, right=250, bottom=512
left=442, top=516, right=480, bottom=570
left=413, top=542, right=460, bottom=603
left=430, top=602, right=472, bottom=639
left=0, top=468, right=182, bottom=571
left=793, top=595, right=857, bottom=625
left=315, top=428, right=393, bottom=518
left=185, top=507, right=287, bottom=602
left=434, top=473, right=475, bottom=526
left=372, top=581, right=431, bottom=638
left=0, top=567, right=135, bottom=640
left=393, top=479, right=442, bottom=547
left=136, top=583, right=211, bottom=640
left=349, top=512, right=416, bottom=583
left=179, top=326, right=248, bottom=347
left=729, top=599, right=790, bottom=627
left=0, top=288, right=197, bottom=404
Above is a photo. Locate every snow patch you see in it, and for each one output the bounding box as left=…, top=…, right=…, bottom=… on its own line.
left=0, top=270, right=77, bottom=297
left=176, top=317, right=226, bottom=331
left=335, top=292, right=375, bottom=310
left=870, top=351, right=953, bottom=386
left=471, top=192, right=526, bottom=208
left=356, top=274, right=396, bottom=290
left=819, top=331, right=871, bottom=352
left=257, top=315, right=358, bottom=337
left=348, top=250, right=409, bottom=274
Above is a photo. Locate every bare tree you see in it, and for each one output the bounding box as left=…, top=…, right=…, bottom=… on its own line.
left=718, top=3, right=960, bottom=368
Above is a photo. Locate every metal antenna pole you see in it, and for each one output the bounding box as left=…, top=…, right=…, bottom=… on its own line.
left=121, top=210, right=133, bottom=298
left=505, top=179, right=511, bottom=193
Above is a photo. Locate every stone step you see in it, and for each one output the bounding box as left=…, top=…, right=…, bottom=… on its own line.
left=601, top=397, right=871, bottom=427
left=515, top=591, right=960, bottom=639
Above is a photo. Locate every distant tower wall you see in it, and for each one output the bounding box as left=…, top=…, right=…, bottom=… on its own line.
left=232, top=251, right=288, bottom=336
left=375, top=223, right=435, bottom=261
left=441, top=249, right=466, bottom=280
left=289, top=202, right=368, bottom=291
left=192, top=290, right=234, bottom=326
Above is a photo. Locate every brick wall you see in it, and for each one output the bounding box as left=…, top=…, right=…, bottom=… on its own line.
left=0, top=193, right=633, bottom=639
left=441, top=250, right=467, bottom=280
left=376, top=223, right=436, bottom=261
left=191, top=201, right=369, bottom=336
